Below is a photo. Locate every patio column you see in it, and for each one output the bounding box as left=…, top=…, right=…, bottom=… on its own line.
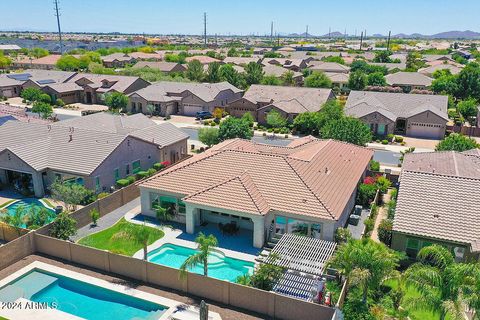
left=31, top=172, right=45, bottom=198
left=252, top=216, right=266, bottom=248
left=185, top=205, right=198, bottom=234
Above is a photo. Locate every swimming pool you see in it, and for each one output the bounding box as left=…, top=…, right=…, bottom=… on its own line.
left=0, top=268, right=166, bottom=320
left=148, top=243, right=254, bottom=282
left=1, top=198, right=56, bottom=227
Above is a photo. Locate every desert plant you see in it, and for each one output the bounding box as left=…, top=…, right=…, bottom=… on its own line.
left=90, top=208, right=100, bottom=226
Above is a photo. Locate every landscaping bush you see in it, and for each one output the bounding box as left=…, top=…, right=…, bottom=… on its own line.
left=394, top=136, right=403, bottom=143
left=136, top=171, right=149, bottom=179
left=49, top=212, right=77, bottom=240
left=381, top=139, right=388, bottom=145
left=262, top=132, right=267, bottom=136
left=153, top=162, right=164, bottom=170
left=334, top=227, right=352, bottom=244
left=147, top=168, right=157, bottom=176
left=97, top=192, right=109, bottom=199
left=126, top=175, right=136, bottom=184
left=378, top=219, right=393, bottom=245
left=90, top=208, right=100, bottom=226
left=375, top=176, right=391, bottom=194
left=364, top=218, right=375, bottom=237
left=387, top=199, right=396, bottom=220
left=386, top=133, right=394, bottom=141
left=369, top=160, right=380, bottom=172
left=357, top=183, right=377, bottom=207
left=210, top=122, right=217, bottom=126
left=116, top=179, right=130, bottom=188
left=160, top=161, right=171, bottom=167
left=55, top=98, right=65, bottom=107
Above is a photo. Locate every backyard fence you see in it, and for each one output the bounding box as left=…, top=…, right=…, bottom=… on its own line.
left=32, top=233, right=336, bottom=320
left=447, top=125, right=480, bottom=137
left=0, top=232, right=34, bottom=270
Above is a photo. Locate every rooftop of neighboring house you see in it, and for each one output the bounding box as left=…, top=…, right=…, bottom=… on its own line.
left=418, top=63, right=463, bottom=76
left=129, top=81, right=242, bottom=103
left=0, top=69, right=77, bottom=87
left=0, top=44, right=21, bottom=50
left=307, top=61, right=350, bottom=73
left=101, top=52, right=136, bottom=63
left=262, top=64, right=303, bottom=78
left=140, top=136, right=373, bottom=220
left=345, top=90, right=449, bottom=121
left=0, top=104, right=50, bottom=125
left=223, top=57, right=262, bottom=65
left=129, top=52, right=164, bottom=60
left=15, top=54, right=63, bottom=66
left=132, top=61, right=186, bottom=72
left=239, top=84, right=333, bottom=109
left=324, top=72, right=349, bottom=84
left=0, top=113, right=188, bottom=175
left=262, top=58, right=306, bottom=68
left=68, top=73, right=149, bottom=94
left=385, top=71, right=433, bottom=87
left=422, top=54, right=453, bottom=62
left=393, top=151, right=480, bottom=251
left=369, top=62, right=407, bottom=71
left=185, top=55, right=221, bottom=64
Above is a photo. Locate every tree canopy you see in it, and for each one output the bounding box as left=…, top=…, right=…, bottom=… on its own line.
left=304, top=71, right=332, bottom=88
left=435, top=133, right=479, bottom=152
left=321, top=116, right=372, bottom=146
left=185, top=60, right=205, bottom=82
left=244, top=62, right=264, bottom=85
left=104, top=92, right=128, bottom=111
left=218, top=117, right=253, bottom=141
left=198, top=127, right=220, bottom=147
left=348, top=71, right=368, bottom=90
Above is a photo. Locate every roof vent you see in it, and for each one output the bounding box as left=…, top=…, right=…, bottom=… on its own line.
left=433, top=214, right=440, bottom=219
left=325, top=167, right=330, bottom=174
left=68, top=134, right=73, bottom=142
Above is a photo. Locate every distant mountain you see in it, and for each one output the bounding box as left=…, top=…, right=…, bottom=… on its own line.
left=393, top=30, right=480, bottom=39
left=321, top=31, right=345, bottom=38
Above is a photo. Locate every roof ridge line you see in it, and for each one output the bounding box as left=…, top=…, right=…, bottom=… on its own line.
left=402, top=170, right=480, bottom=181
left=237, top=171, right=269, bottom=214
left=283, top=157, right=336, bottom=220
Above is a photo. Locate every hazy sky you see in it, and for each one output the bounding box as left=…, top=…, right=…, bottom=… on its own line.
left=3, top=0, right=479, bottom=36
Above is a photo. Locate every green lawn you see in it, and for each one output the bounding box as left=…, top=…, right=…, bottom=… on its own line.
left=384, top=279, right=450, bottom=320
left=78, top=218, right=164, bottom=256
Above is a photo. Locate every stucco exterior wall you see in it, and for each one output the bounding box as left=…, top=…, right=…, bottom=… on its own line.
left=226, top=99, right=258, bottom=120
left=359, top=112, right=395, bottom=136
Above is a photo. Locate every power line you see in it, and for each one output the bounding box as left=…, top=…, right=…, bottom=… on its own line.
left=53, top=0, right=63, bottom=54
left=203, top=12, right=207, bottom=47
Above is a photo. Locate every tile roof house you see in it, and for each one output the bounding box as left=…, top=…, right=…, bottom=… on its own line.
left=0, top=113, right=188, bottom=197
left=101, top=53, right=137, bottom=68
left=223, top=57, right=262, bottom=66
left=138, top=137, right=373, bottom=248
left=391, top=151, right=480, bottom=261
left=385, top=72, right=433, bottom=92
left=128, top=81, right=243, bottom=116
left=185, top=56, right=222, bottom=65
left=262, top=58, right=308, bottom=72
left=307, top=62, right=350, bottom=74
left=262, top=64, right=304, bottom=85
left=345, top=91, right=449, bottom=139
left=227, top=84, right=334, bottom=124
left=13, top=55, right=63, bottom=70
left=418, top=64, right=463, bottom=77
left=131, top=61, right=187, bottom=73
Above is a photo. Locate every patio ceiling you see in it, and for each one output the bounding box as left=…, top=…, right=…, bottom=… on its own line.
left=265, top=233, right=337, bottom=276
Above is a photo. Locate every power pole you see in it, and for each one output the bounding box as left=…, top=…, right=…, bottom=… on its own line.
left=53, top=0, right=63, bottom=54
left=344, top=28, right=347, bottom=40
left=387, top=30, right=391, bottom=51
left=306, top=25, right=309, bottom=39
left=359, top=31, right=364, bottom=50
left=203, top=12, right=207, bottom=47
left=328, top=27, right=331, bottom=39
left=270, top=21, right=274, bottom=44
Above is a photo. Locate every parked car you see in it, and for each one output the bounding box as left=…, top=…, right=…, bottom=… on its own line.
left=195, top=111, right=213, bottom=120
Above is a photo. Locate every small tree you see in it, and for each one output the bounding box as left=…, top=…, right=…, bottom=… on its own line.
left=104, top=92, right=128, bottom=111
left=218, top=117, right=253, bottom=141
left=123, top=223, right=151, bottom=260
left=20, top=87, right=42, bottom=102
left=180, top=232, right=218, bottom=278
left=348, top=71, right=368, bottom=90
left=261, top=75, right=282, bottom=86
left=186, top=60, right=205, bottom=82
left=367, top=72, right=387, bottom=86
left=456, top=99, right=478, bottom=124
left=49, top=212, right=77, bottom=240
left=154, top=205, right=175, bottom=222
left=241, top=112, right=255, bottom=127
left=375, top=176, right=391, bottom=194
left=198, top=127, right=220, bottom=147
left=436, top=133, right=479, bottom=152
left=31, top=101, right=53, bottom=119
left=90, top=208, right=100, bottom=226
left=266, top=109, right=287, bottom=128
left=369, top=160, right=380, bottom=172
left=304, top=71, right=332, bottom=88
left=205, top=62, right=221, bottom=83
left=50, top=180, right=90, bottom=212
left=244, top=62, right=264, bottom=85
left=0, top=206, right=26, bottom=235
left=281, top=70, right=296, bottom=86
left=321, top=117, right=372, bottom=146
left=248, top=254, right=285, bottom=291
left=146, top=104, right=155, bottom=117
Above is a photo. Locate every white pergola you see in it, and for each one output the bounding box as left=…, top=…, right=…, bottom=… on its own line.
left=265, top=233, right=337, bottom=276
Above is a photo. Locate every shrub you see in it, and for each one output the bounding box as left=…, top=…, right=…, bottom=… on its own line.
left=153, top=162, right=164, bottom=171
left=394, top=136, right=403, bottom=143
left=400, top=141, right=406, bottom=146
left=364, top=218, right=375, bottom=237
left=381, top=139, right=388, bottom=145
left=386, top=133, right=394, bottom=140
left=387, top=199, right=396, bottom=220
left=49, top=212, right=77, bottom=240
left=136, top=171, right=149, bottom=179
left=116, top=179, right=130, bottom=188
left=378, top=219, right=393, bottom=245
left=357, top=183, right=377, bottom=207
left=375, top=176, right=391, bottom=194
left=126, top=175, right=136, bottom=184
left=363, top=176, right=376, bottom=185
left=263, top=132, right=267, bottom=136
left=38, top=93, right=52, bottom=104
left=147, top=168, right=157, bottom=176
left=210, top=122, right=217, bottom=126
left=334, top=227, right=352, bottom=244
left=90, top=208, right=100, bottom=226
left=55, top=98, right=65, bottom=107
left=97, top=192, right=109, bottom=199
left=369, top=160, right=380, bottom=172
left=160, top=160, right=171, bottom=167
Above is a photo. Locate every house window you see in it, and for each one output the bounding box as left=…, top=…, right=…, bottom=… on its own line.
left=95, top=177, right=101, bottom=193
left=132, top=160, right=141, bottom=174
left=178, top=200, right=186, bottom=214
left=406, top=238, right=419, bottom=258
left=114, top=168, right=120, bottom=181
left=377, top=124, right=386, bottom=135
left=125, top=164, right=130, bottom=175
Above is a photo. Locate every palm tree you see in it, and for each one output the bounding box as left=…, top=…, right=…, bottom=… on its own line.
left=405, top=244, right=475, bottom=320
left=328, top=238, right=400, bottom=304
left=180, top=232, right=218, bottom=278
left=281, top=71, right=295, bottom=86
left=154, top=205, right=175, bottom=223
left=0, top=205, right=27, bottom=235
left=146, top=104, right=155, bottom=117
left=122, top=223, right=151, bottom=260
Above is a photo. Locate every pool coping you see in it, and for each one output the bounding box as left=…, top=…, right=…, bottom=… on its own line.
left=0, top=261, right=222, bottom=320
left=1, top=198, right=55, bottom=212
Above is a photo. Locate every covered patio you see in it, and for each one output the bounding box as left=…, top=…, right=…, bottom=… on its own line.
left=264, top=233, right=337, bottom=302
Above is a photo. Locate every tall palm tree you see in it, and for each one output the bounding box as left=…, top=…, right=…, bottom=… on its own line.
left=180, top=232, right=218, bottom=278
left=122, top=223, right=151, bottom=260
left=328, top=238, right=400, bottom=304
left=0, top=205, right=27, bottom=235
left=405, top=244, right=474, bottom=320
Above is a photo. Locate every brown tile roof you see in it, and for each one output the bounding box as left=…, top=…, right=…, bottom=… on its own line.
left=185, top=56, right=221, bottom=64
left=386, top=72, right=433, bottom=87
left=140, top=137, right=373, bottom=220
left=393, top=151, right=480, bottom=250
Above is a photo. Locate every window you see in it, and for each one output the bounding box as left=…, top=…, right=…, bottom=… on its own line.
left=132, top=160, right=141, bottom=174
left=54, top=173, right=62, bottom=182
left=114, top=168, right=120, bottom=181
left=377, top=124, right=386, bottom=135
left=178, top=200, right=186, bottom=214
left=95, top=177, right=100, bottom=193
left=125, top=164, right=130, bottom=175
left=406, top=238, right=419, bottom=258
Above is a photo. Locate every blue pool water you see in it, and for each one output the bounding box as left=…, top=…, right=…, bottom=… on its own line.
left=0, top=269, right=166, bottom=320
left=2, top=198, right=56, bottom=227
left=148, top=243, right=254, bottom=282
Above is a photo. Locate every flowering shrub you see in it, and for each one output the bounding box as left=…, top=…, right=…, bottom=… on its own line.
left=363, top=176, right=376, bottom=185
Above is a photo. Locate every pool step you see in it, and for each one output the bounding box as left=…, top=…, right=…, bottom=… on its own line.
left=0, top=271, right=58, bottom=301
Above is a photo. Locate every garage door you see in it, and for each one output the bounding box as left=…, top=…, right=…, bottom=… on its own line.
left=408, top=122, right=444, bottom=139
left=182, top=105, right=203, bottom=116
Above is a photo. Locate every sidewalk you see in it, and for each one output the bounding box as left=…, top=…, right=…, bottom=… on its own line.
left=371, top=192, right=391, bottom=243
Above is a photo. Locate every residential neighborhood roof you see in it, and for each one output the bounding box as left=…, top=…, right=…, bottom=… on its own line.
left=240, top=84, right=333, bottom=109
left=185, top=56, right=221, bottom=64
left=0, top=69, right=77, bottom=87
left=418, top=64, right=463, bottom=77
left=369, top=62, right=407, bottom=71
left=386, top=72, right=433, bottom=87
left=324, top=72, right=349, bottom=84
left=0, top=113, right=187, bottom=175
left=223, top=57, right=262, bottom=65
left=307, top=62, right=350, bottom=73
left=69, top=73, right=149, bottom=94
left=101, top=53, right=136, bottom=63
left=15, top=55, right=63, bottom=66
left=345, top=91, right=449, bottom=121
left=140, top=137, right=373, bottom=221
left=393, top=151, right=480, bottom=250
left=132, top=61, right=186, bottom=72
left=262, top=64, right=303, bottom=79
